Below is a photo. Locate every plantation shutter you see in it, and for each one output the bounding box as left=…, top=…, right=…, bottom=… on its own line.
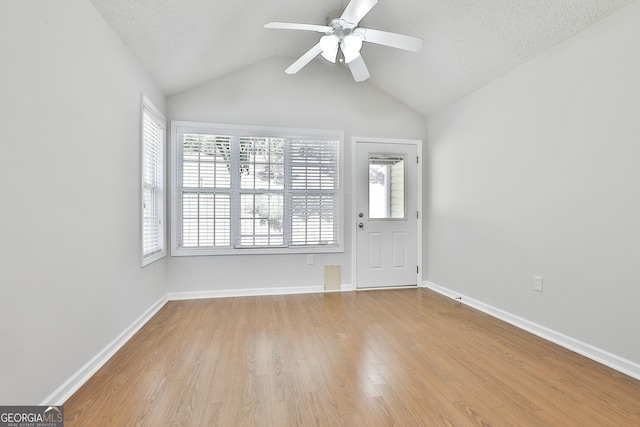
left=142, top=101, right=166, bottom=264
left=171, top=122, right=342, bottom=255
left=288, top=139, right=339, bottom=246
left=179, top=134, right=232, bottom=248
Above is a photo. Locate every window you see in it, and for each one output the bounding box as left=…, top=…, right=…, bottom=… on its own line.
left=141, top=97, right=166, bottom=265
left=171, top=122, right=343, bottom=255
left=368, top=154, right=406, bottom=219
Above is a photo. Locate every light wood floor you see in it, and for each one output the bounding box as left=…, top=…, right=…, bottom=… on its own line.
left=65, top=288, right=640, bottom=426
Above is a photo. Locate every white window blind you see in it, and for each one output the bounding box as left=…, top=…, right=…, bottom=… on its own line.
left=289, top=139, right=339, bottom=246
left=171, top=122, right=343, bottom=255
left=238, top=137, right=285, bottom=248
left=141, top=98, right=166, bottom=265
left=180, top=134, right=232, bottom=247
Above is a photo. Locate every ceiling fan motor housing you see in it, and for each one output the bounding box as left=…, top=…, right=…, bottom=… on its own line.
left=326, top=10, right=345, bottom=25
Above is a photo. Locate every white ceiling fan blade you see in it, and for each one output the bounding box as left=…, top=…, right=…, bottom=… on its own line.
left=285, top=42, right=323, bottom=74
left=347, top=55, right=370, bottom=82
left=340, top=0, right=378, bottom=26
left=265, top=22, right=332, bottom=33
left=356, top=27, right=423, bottom=52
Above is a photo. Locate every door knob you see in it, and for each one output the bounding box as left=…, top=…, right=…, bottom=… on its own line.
left=358, top=212, right=364, bottom=217
left=358, top=223, right=364, bottom=229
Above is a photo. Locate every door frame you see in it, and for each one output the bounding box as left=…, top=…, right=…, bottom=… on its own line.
left=351, top=137, right=423, bottom=290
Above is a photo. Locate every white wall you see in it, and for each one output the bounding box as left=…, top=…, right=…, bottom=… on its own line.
left=0, top=0, right=168, bottom=404
left=167, top=57, right=426, bottom=293
left=426, top=1, right=640, bottom=365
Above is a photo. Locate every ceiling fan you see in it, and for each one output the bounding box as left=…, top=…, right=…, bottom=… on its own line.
left=264, top=0, right=423, bottom=82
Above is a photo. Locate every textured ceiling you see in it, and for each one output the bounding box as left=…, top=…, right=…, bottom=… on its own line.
left=89, top=0, right=633, bottom=116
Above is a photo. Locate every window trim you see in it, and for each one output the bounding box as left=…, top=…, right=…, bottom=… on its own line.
left=140, top=96, right=167, bottom=266
left=170, top=121, right=344, bottom=256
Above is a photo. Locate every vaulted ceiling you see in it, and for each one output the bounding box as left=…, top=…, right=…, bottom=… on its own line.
left=90, top=0, right=633, bottom=116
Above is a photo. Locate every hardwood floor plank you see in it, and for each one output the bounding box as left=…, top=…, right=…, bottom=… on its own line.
left=64, top=289, right=640, bottom=426
left=309, top=366, right=346, bottom=425
left=531, top=407, right=590, bottom=427
left=365, top=395, right=399, bottom=425
left=452, top=399, right=506, bottom=426
left=490, top=405, right=548, bottom=427
left=558, top=374, right=640, bottom=424
left=207, top=340, right=234, bottom=404
left=269, top=401, right=287, bottom=426
left=413, top=396, right=474, bottom=427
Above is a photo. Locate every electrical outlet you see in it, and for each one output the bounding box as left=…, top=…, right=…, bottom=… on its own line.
left=533, top=276, right=543, bottom=292
left=307, top=254, right=314, bottom=265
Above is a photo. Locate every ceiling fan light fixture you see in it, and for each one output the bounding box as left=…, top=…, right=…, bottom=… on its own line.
left=264, top=0, right=422, bottom=82
left=341, top=34, right=363, bottom=63
left=320, top=34, right=339, bottom=63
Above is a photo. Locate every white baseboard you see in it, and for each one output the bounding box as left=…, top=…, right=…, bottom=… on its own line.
left=168, top=283, right=354, bottom=301
left=41, top=294, right=168, bottom=405
left=422, top=281, right=640, bottom=381
left=355, top=285, right=419, bottom=291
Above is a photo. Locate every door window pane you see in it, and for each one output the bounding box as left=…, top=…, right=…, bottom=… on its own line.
left=369, top=155, right=405, bottom=219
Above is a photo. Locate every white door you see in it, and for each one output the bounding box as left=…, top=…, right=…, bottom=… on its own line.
left=355, top=140, right=420, bottom=288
